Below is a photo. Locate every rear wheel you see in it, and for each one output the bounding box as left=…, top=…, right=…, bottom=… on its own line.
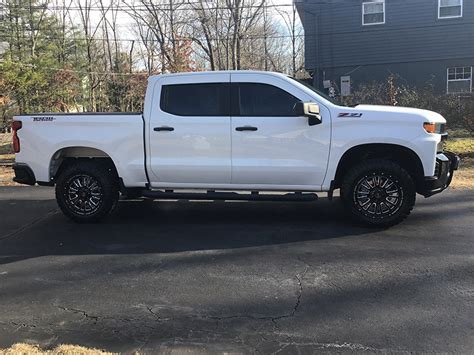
left=340, top=159, right=416, bottom=227
left=55, top=160, right=119, bottom=223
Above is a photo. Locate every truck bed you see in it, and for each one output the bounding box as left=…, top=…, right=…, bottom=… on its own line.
left=13, top=113, right=148, bottom=187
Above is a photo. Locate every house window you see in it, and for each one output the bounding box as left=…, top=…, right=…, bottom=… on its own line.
left=362, top=1, right=385, bottom=25
left=438, top=0, right=463, bottom=19
left=447, top=67, right=472, bottom=93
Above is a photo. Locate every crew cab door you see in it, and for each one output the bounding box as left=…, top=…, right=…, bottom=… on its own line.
left=148, top=73, right=231, bottom=186
left=230, top=73, right=331, bottom=187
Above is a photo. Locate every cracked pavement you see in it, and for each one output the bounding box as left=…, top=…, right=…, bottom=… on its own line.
left=0, top=186, right=473, bottom=353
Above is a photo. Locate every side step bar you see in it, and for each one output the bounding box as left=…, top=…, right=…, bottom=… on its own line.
left=141, top=190, right=318, bottom=202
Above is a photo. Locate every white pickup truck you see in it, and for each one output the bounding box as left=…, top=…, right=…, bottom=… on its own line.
left=12, top=71, right=459, bottom=226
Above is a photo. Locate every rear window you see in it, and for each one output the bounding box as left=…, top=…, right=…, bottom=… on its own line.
left=160, top=83, right=229, bottom=116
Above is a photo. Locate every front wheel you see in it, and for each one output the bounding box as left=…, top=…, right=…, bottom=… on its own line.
left=55, top=160, right=119, bottom=223
left=340, top=159, right=416, bottom=227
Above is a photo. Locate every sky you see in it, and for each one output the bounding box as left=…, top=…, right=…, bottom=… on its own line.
left=82, top=0, right=300, bottom=39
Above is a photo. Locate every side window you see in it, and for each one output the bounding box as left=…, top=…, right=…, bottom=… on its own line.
left=235, top=83, right=300, bottom=117
left=160, top=83, right=229, bottom=116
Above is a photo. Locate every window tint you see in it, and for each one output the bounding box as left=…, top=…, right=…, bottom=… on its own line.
left=160, top=83, right=229, bottom=116
left=236, top=83, right=300, bottom=116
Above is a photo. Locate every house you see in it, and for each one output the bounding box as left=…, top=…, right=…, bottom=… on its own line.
left=295, top=0, right=474, bottom=95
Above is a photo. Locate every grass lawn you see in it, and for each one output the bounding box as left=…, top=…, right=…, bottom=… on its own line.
left=0, top=133, right=14, bottom=169
left=0, top=133, right=15, bottom=185
left=0, top=133, right=16, bottom=185
left=0, top=133, right=13, bottom=156
left=445, top=138, right=474, bottom=158
left=0, top=343, right=112, bottom=355
left=445, top=136, right=474, bottom=189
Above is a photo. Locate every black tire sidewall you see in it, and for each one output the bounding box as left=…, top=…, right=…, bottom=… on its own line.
left=55, top=161, right=119, bottom=223
left=341, top=159, right=416, bottom=227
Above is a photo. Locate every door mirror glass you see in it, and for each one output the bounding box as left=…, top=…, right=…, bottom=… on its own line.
left=293, top=101, right=322, bottom=126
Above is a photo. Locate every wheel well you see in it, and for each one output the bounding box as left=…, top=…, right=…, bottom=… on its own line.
left=333, top=144, right=425, bottom=192
left=50, top=147, right=119, bottom=182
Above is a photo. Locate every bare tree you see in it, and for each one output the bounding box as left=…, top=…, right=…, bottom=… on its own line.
left=52, top=0, right=74, bottom=65
left=27, top=0, right=49, bottom=57
left=74, top=0, right=109, bottom=110
left=125, top=0, right=190, bottom=73
left=131, top=22, right=158, bottom=74
left=274, top=3, right=304, bottom=76
left=187, top=0, right=266, bottom=70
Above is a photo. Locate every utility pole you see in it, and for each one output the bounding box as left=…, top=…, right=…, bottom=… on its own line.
left=129, top=40, right=135, bottom=74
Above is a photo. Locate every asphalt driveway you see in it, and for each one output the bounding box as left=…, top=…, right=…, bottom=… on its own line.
left=0, top=187, right=473, bottom=353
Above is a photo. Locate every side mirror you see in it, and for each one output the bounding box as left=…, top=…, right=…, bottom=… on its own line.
left=293, top=101, right=322, bottom=126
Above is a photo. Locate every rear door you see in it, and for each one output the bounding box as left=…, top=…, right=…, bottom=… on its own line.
left=148, top=73, right=231, bottom=186
left=230, top=73, right=331, bottom=187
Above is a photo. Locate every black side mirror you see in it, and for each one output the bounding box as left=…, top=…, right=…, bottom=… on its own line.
left=293, top=101, right=322, bottom=126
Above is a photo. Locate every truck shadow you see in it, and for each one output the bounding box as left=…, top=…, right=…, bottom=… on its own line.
left=0, top=196, right=379, bottom=265
left=1, top=189, right=472, bottom=265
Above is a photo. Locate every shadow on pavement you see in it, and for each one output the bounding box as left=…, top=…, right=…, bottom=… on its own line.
left=0, top=196, right=375, bottom=265
left=1, top=188, right=472, bottom=266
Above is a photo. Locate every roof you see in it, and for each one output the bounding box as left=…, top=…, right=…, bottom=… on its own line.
left=148, top=70, right=288, bottom=80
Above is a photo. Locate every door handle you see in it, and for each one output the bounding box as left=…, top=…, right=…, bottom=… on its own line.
left=154, top=126, right=174, bottom=132
left=235, top=126, right=258, bottom=132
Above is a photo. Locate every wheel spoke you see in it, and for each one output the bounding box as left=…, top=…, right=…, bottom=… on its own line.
left=374, top=176, right=380, bottom=187
left=361, top=182, right=371, bottom=190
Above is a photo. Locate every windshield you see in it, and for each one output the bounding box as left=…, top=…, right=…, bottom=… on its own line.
left=288, top=77, right=340, bottom=106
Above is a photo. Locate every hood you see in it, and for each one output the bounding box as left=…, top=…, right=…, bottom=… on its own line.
left=354, top=105, right=446, bottom=124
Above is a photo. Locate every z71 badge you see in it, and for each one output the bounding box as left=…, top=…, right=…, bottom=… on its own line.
left=33, top=116, right=55, bottom=122
left=338, top=113, right=363, bottom=117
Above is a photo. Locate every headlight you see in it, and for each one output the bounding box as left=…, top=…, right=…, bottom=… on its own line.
left=423, top=122, right=446, bottom=134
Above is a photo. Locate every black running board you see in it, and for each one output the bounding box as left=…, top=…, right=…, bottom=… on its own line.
left=141, top=190, right=318, bottom=202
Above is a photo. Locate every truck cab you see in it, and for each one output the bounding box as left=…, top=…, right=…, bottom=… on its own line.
left=145, top=71, right=331, bottom=190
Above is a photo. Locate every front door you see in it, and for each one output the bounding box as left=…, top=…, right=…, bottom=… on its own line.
left=230, top=73, right=331, bottom=187
left=148, top=73, right=231, bottom=186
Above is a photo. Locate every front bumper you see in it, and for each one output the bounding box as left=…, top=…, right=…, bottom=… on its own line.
left=422, top=152, right=460, bottom=197
left=12, top=163, right=36, bottom=185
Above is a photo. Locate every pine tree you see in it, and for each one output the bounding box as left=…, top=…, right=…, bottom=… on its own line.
left=0, top=0, right=84, bottom=114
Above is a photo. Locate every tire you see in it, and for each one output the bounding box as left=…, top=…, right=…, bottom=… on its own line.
left=340, top=159, right=416, bottom=227
left=55, top=160, right=119, bottom=223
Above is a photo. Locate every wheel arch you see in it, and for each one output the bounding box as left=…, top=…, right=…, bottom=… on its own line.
left=49, top=146, right=119, bottom=182
left=333, top=143, right=425, bottom=193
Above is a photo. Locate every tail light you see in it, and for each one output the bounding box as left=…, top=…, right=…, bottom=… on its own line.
left=12, top=120, right=22, bottom=153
